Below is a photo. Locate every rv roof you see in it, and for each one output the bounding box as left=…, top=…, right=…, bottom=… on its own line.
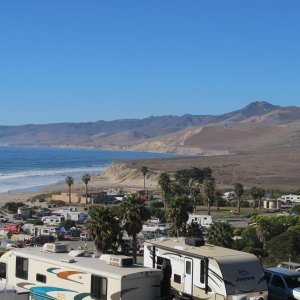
left=145, top=238, right=255, bottom=260
left=7, top=246, right=159, bottom=280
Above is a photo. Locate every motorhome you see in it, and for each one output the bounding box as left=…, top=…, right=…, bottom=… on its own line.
left=144, top=237, right=268, bottom=300
left=0, top=243, right=161, bottom=300
left=187, top=214, right=215, bottom=228
left=30, top=226, right=58, bottom=237
left=52, top=209, right=87, bottom=223
left=41, top=215, right=65, bottom=226
left=280, top=194, right=300, bottom=203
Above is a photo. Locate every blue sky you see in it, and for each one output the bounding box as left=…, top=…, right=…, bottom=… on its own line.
left=1, top=0, right=300, bottom=125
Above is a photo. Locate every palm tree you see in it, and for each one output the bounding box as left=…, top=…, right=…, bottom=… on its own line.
left=65, top=176, right=74, bottom=203
left=206, top=221, right=234, bottom=248
left=167, top=196, right=193, bottom=237
left=158, top=172, right=171, bottom=210
left=81, top=173, right=91, bottom=204
left=203, top=178, right=215, bottom=216
left=141, top=166, right=149, bottom=190
left=257, top=188, right=265, bottom=210
left=250, top=186, right=259, bottom=210
left=234, top=183, right=244, bottom=213
left=119, top=195, right=150, bottom=264
left=255, top=219, right=270, bottom=250
left=189, top=179, right=201, bottom=212
left=87, top=205, right=122, bottom=253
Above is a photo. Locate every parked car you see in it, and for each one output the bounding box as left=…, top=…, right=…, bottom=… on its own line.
left=265, top=267, right=300, bottom=300
left=80, top=232, right=91, bottom=241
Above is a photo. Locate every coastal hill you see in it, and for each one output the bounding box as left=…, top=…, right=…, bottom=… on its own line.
left=2, top=101, right=300, bottom=189
left=1, top=101, right=299, bottom=155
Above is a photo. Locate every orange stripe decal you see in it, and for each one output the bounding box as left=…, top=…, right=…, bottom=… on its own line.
left=57, top=271, right=86, bottom=284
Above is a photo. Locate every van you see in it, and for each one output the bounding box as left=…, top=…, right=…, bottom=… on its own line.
left=265, top=267, right=300, bottom=300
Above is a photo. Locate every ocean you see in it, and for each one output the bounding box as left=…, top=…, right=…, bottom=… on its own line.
left=0, top=146, right=176, bottom=193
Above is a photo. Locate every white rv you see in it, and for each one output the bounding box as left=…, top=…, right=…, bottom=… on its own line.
left=41, top=215, right=65, bottom=226
left=187, top=214, right=215, bottom=228
left=0, top=243, right=161, bottom=300
left=144, top=237, right=268, bottom=300
left=280, top=194, right=300, bottom=203
left=30, top=226, right=58, bottom=237
left=52, top=209, right=87, bottom=222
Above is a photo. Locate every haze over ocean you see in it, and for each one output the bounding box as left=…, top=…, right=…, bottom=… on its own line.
left=0, top=146, right=176, bottom=193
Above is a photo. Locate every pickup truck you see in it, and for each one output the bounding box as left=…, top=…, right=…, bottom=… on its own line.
left=265, top=267, right=300, bottom=300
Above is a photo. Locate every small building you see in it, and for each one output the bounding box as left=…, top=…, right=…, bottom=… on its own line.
left=263, top=199, right=281, bottom=210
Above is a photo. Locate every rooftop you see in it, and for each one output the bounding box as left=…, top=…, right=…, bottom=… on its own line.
left=7, top=245, right=159, bottom=279
left=145, top=237, right=256, bottom=260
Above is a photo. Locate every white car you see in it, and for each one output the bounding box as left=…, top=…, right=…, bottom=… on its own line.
left=148, top=218, right=160, bottom=224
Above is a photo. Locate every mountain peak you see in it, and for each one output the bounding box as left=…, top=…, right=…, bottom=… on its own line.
left=242, top=101, right=281, bottom=115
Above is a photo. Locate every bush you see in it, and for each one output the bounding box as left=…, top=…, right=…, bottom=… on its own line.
left=3, top=202, right=25, bottom=213
left=26, top=219, right=44, bottom=225
left=60, top=220, right=76, bottom=228
left=149, top=201, right=164, bottom=208
left=240, top=201, right=250, bottom=208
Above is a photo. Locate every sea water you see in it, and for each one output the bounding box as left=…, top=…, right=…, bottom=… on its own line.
left=0, top=146, right=176, bottom=193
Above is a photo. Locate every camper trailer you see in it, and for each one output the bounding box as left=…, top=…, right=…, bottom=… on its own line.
left=144, top=237, right=268, bottom=300
left=187, top=214, right=215, bottom=228
left=0, top=243, right=161, bottom=300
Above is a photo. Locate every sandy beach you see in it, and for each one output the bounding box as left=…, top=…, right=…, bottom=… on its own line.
left=0, top=170, right=150, bottom=206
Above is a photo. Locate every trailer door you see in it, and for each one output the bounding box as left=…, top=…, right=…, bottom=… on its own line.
left=184, top=258, right=193, bottom=295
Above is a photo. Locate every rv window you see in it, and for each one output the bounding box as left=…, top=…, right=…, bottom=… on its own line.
left=36, top=273, right=47, bottom=283
left=186, top=261, right=191, bottom=275
left=156, top=256, right=164, bottom=269
left=200, top=259, right=205, bottom=284
left=174, top=274, right=181, bottom=283
left=16, top=256, right=28, bottom=280
left=0, top=262, right=6, bottom=279
left=91, top=275, right=107, bottom=300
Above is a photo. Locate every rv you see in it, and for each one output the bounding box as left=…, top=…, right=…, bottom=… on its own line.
left=52, top=209, right=87, bottom=223
left=280, top=194, right=300, bottom=203
left=0, top=243, right=161, bottom=300
left=30, top=226, right=58, bottom=237
left=41, top=215, right=65, bottom=226
left=144, top=237, right=268, bottom=300
left=222, top=192, right=237, bottom=201
left=187, top=214, right=215, bottom=228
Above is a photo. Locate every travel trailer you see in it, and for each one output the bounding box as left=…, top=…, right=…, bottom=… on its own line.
left=0, top=243, right=161, bottom=300
left=187, top=214, right=215, bottom=228
left=144, top=237, right=268, bottom=300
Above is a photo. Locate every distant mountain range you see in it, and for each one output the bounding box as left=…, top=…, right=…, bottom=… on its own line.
left=1, top=101, right=300, bottom=154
